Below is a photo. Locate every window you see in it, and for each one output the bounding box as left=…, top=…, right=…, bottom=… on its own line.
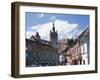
left=81, top=43, right=88, bottom=54
left=83, top=43, right=87, bottom=53
left=83, top=60, right=85, bottom=65
left=81, top=45, right=84, bottom=54
left=77, top=46, right=78, bottom=53
left=80, top=60, right=82, bottom=65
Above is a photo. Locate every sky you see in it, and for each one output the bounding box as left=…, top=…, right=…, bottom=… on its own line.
left=25, top=12, right=89, bottom=40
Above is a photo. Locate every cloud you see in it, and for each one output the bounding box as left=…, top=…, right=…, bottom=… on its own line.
left=26, top=19, right=79, bottom=40
left=38, top=14, right=44, bottom=18
left=50, top=16, right=56, bottom=21
left=66, top=28, right=81, bottom=39
left=26, top=31, right=36, bottom=39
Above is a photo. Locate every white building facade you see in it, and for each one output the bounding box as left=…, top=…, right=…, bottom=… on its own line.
left=78, top=27, right=89, bottom=65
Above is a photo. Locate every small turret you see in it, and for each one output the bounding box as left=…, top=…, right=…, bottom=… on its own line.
left=35, top=32, right=40, bottom=40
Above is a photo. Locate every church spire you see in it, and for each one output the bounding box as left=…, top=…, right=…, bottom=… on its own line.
left=52, top=21, right=55, bottom=32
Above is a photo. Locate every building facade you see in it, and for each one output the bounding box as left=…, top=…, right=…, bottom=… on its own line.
left=26, top=38, right=60, bottom=67
left=64, top=41, right=80, bottom=65
left=78, top=27, right=89, bottom=65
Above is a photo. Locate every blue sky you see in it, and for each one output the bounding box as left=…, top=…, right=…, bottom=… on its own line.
left=25, top=12, right=89, bottom=40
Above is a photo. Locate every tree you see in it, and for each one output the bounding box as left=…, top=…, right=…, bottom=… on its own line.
left=67, top=38, right=74, bottom=47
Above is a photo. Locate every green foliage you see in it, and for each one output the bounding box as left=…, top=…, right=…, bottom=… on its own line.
left=67, top=38, right=74, bottom=47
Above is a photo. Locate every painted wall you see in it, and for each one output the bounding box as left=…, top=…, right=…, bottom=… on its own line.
left=0, top=0, right=100, bottom=80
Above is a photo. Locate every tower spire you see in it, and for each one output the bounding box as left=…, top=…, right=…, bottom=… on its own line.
left=52, top=21, right=55, bottom=32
